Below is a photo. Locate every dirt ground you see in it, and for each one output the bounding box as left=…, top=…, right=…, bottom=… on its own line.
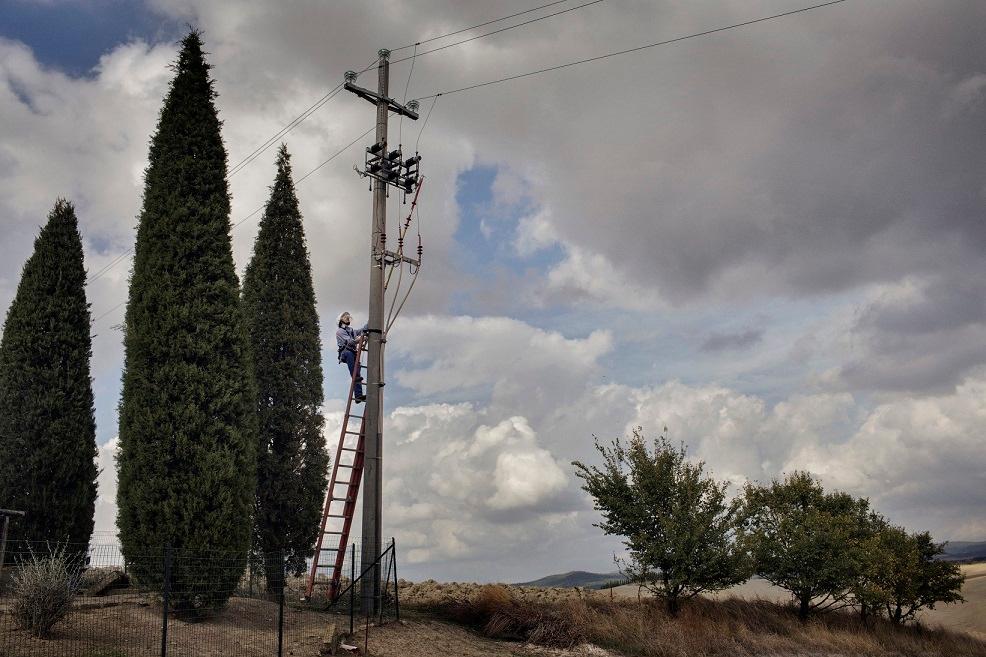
left=2, top=594, right=338, bottom=657
left=316, top=616, right=618, bottom=657
left=0, top=592, right=607, bottom=657
left=4, top=567, right=984, bottom=656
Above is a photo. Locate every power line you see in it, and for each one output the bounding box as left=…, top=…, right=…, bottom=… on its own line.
left=228, top=83, right=343, bottom=177
left=415, top=96, right=439, bottom=154
left=415, top=0, right=848, bottom=100
left=231, top=2, right=604, bottom=178
left=89, top=248, right=134, bottom=284
left=390, top=0, right=605, bottom=66
left=296, top=125, right=375, bottom=185
left=90, top=125, right=375, bottom=325
left=228, top=59, right=378, bottom=178
left=90, top=301, right=126, bottom=325
left=391, top=0, right=575, bottom=52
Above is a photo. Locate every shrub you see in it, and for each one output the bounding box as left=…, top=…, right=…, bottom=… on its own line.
left=12, top=545, right=83, bottom=637
left=573, top=428, right=751, bottom=615
left=740, top=471, right=873, bottom=619
left=443, top=584, right=585, bottom=648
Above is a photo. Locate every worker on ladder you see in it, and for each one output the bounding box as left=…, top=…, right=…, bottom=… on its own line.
left=336, top=311, right=367, bottom=403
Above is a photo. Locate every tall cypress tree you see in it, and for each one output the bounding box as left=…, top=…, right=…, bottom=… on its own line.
left=243, top=145, right=328, bottom=590
left=0, top=200, right=97, bottom=554
left=116, top=32, right=256, bottom=613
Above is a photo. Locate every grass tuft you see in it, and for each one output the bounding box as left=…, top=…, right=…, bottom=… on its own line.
left=423, top=588, right=986, bottom=656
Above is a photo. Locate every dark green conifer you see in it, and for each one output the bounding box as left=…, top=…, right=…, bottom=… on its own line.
left=116, top=31, right=256, bottom=613
left=243, top=145, right=328, bottom=591
left=0, top=200, right=97, bottom=554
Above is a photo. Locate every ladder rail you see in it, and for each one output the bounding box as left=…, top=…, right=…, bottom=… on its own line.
left=306, top=337, right=367, bottom=599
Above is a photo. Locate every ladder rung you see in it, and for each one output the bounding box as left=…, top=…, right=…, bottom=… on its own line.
left=344, top=430, right=361, bottom=435
left=332, top=480, right=353, bottom=487
left=340, top=447, right=361, bottom=452
left=327, top=513, right=347, bottom=518
left=336, top=462, right=354, bottom=468
left=323, top=531, right=344, bottom=535
left=319, top=547, right=339, bottom=552
left=329, top=496, right=351, bottom=502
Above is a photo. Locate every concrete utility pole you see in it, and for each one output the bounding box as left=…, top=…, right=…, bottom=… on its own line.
left=344, top=48, right=418, bottom=614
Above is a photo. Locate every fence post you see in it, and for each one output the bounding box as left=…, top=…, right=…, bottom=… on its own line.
left=161, top=543, right=172, bottom=657
left=391, top=538, right=399, bottom=622
left=349, top=543, right=355, bottom=635
left=277, top=550, right=285, bottom=657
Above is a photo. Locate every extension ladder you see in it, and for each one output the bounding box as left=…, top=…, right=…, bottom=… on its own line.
left=305, top=338, right=367, bottom=600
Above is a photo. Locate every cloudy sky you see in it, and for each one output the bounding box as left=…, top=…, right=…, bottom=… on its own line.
left=1, top=0, right=985, bottom=582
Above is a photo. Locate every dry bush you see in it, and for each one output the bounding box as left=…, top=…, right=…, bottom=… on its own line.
left=415, top=582, right=986, bottom=657
left=12, top=545, right=83, bottom=637
left=437, top=584, right=585, bottom=649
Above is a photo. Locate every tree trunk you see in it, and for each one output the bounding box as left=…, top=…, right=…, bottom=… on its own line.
left=799, top=595, right=811, bottom=620
left=264, top=551, right=285, bottom=596
left=667, top=594, right=680, bottom=617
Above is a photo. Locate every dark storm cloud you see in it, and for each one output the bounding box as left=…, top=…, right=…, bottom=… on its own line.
left=840, top=274, right=986, bottom=392
left=531, top=0, right=986, bottom=303
left=701, top=327, right=763, bottom=353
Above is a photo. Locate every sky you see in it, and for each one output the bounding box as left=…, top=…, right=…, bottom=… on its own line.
left=1, top=0, right=985, bottom=583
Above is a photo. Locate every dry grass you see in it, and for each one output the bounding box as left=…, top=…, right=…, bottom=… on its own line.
left=413, top=584, right=986, bottom=657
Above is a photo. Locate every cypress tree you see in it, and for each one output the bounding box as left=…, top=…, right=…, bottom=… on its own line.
left=243, top=145, right=328, bottom=591
left=116, top=31, right=256, bottom=613
left=0, top=199, right=97, bottom=555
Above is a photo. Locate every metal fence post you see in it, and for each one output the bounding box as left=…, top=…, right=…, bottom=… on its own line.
left=391, top=538, right=399, bottom=622
left=161, top=543, right=172, bottom=657
left=277, top=550, right=285, bottom=657
left=349, top=543, right=355, bottom=635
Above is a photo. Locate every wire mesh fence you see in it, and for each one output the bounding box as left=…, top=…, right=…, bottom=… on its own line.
left=0, top=538, right=399, bottom=657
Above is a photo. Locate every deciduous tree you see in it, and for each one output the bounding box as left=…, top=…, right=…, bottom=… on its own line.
left=740, top=472, right=872, bottom=619
left=853, top=522, right=964, bottom=624
left=573, top=428, right=750, bottom=615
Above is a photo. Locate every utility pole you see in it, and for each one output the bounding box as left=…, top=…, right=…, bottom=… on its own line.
left=344, top=49, right=419, bottom=615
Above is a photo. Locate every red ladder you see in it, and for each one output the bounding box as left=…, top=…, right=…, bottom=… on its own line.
left=306, top=338, right=367, bottom=600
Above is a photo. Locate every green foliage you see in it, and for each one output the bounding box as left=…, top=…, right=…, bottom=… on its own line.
left=853, top=522, right=964, bottom=624
left=116, top=31, right=257, bottom=614
left=0, top=200, right=97, bottom=551
left=573, top=428, right=751, bottom=615
left=740, top=471, right=873, bottom=619
left=242, top=144, right=328, bottom=590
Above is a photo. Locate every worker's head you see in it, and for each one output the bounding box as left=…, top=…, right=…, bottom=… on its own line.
left=338, top=312, right=351, bottom=327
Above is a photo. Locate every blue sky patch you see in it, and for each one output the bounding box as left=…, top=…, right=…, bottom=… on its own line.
left=0, top=1, right=182, bottom=77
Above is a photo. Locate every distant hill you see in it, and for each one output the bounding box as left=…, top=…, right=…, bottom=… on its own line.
left=518, top=541, right=986, bottom=590
left=941, top=541, right=986, bottom=562
left=515, top=570, right=623, bottom=589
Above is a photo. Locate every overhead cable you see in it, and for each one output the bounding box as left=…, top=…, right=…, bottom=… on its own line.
left=415, top=0, right=848, bottom=100
left=390, top=0, right=575, bottom=52
left=228, top=58, right=378, bottom=178
left=390, top=0, right=605, bottom=66
left=90, top=125, right=375, bottom=324
left=231, top=1, right=603, bottom=177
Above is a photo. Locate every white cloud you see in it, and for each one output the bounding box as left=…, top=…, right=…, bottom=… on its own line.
left=92, top=437, right=119, bottom=542
left=4, top=1, right=986, bottom=580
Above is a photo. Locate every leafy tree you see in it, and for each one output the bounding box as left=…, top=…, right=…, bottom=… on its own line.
left=0, top=200, right=97, bottom=553
left=116, top=31, right=257, bottom=614
left=854, top=522, right=964, bottom=624
left=573, top=428, right=750, bottom=615
left=740, top=471, right=872, bottom=619
left=243, top=144, right=328, bottom=591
